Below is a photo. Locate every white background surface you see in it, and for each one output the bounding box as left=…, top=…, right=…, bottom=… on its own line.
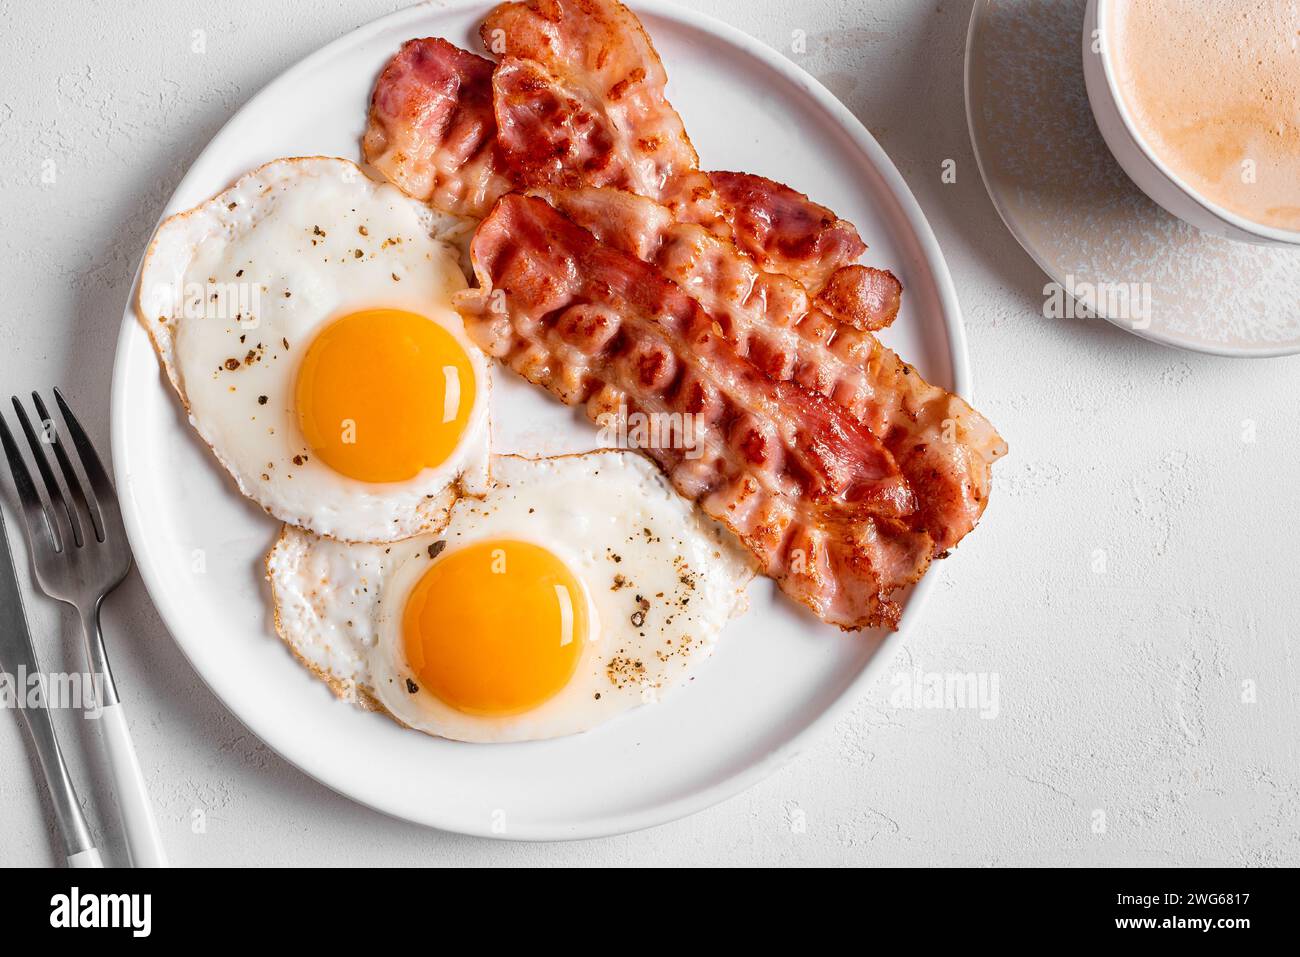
left=1, top=0, right=1296, bottom=867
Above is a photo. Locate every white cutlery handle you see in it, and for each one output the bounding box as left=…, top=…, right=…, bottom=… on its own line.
left=99, top=702, right=168, bottom=867
left=68, top=848, right=104, bottom=868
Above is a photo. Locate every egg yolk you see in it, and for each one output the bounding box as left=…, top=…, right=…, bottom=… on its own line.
left=402, top=540, right=588, bottom=716
left=294, top=308, right=475, bottom=483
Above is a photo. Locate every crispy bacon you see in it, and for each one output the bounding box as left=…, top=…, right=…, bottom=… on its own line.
left=490, top=57, right=623, bottom=189
left=363, top=37, right=511, bottom=218
left=362, top=9, right=894, bottom=308
left=482, top=0, right=728, bottom=232
left=709, top=171, right=867, bottom=291
left=532, top=186, right=1004, bottom=554
left=814, top=263, right=903, bottom=331
left=457, top=194, right=945, bottom=630
left=710, top=171, right=901, bottom=326
left=363, top=0, right=1006, bottom=629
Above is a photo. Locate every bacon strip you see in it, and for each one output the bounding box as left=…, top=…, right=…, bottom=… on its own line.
left=363, top=1, right=1007, bottom=627
left=531, top=186, right=1004, bottom=552
left=709, top=171, right=901, bottom=323
left=709, top=172, right=865, bottom=287
left=482, top=0, right=728, bottom=233
left=363, top=37, right=510, bottom=218
left=814, top=264, right=903, bottom=332
left=360, top=8, right=893, bottom=303
left=457, top=194, right=940, bottom=630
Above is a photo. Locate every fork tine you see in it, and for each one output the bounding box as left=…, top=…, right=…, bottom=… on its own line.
left=0, top=412, right=59, bottom=552
left=11, top=396, right=82, bottom=549
left=32, top=392, right=105, bottom=543
left=53, top=388, right=124, bottom=541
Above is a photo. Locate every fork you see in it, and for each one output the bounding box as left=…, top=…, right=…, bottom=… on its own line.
left=0, top=389, right=167, bottom=867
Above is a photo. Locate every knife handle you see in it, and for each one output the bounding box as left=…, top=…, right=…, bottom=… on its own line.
left=14, top=695, right=101, bottom=865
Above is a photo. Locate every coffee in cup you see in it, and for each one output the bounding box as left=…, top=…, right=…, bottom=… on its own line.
left=1108, top=0, right=1300, bottom=232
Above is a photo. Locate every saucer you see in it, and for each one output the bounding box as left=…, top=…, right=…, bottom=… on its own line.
left=965, top=0, right=1300, bottom=357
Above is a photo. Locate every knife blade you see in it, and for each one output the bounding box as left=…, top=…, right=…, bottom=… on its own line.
left=0, top=504, right=101, bottom=865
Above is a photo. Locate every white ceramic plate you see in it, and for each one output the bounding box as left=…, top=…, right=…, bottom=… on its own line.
left=111, top=0, right=970, bottom=839
left=965, top=0, right=1300, bottom=357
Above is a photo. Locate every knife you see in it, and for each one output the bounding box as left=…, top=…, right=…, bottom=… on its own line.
left=0, top=504, right=102, bottom=867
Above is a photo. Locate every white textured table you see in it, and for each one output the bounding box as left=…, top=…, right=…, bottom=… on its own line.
left=2, top=0, right=1296, bottom=867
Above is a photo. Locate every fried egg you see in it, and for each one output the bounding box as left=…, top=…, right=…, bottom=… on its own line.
left=138, top=156, right=489, bottom=542
left=266, top=451, right=755, bottom=742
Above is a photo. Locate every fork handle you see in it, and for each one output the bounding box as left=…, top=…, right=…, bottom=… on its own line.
left=99, top=702, right=168, bottom=867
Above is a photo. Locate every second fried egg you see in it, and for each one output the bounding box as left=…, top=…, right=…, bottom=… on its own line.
left=267, top=451, right=755, bottom=742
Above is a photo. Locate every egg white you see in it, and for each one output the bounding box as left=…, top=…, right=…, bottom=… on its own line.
left=266, top=450, right=755, bottom=743
left=137, top=156, right=490, bottom=542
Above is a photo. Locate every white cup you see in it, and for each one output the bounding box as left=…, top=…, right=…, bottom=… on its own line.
left=1082, top=0, right=1300, bottom=248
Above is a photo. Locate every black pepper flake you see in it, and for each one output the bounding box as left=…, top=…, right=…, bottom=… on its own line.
left=224, top=358, right=240, bottom=370
left=405, top=678, right=419, bottom=694
left=427, top=540, right=447, bottom=560
left=257, top=395, right=268, bottom=405
left=292, top=454, right=306, bottom=466
left=630, top=609, right=646, bottom=628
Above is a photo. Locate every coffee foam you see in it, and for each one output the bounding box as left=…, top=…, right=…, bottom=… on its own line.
left=1110, top=0, right=1300, bottom=232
